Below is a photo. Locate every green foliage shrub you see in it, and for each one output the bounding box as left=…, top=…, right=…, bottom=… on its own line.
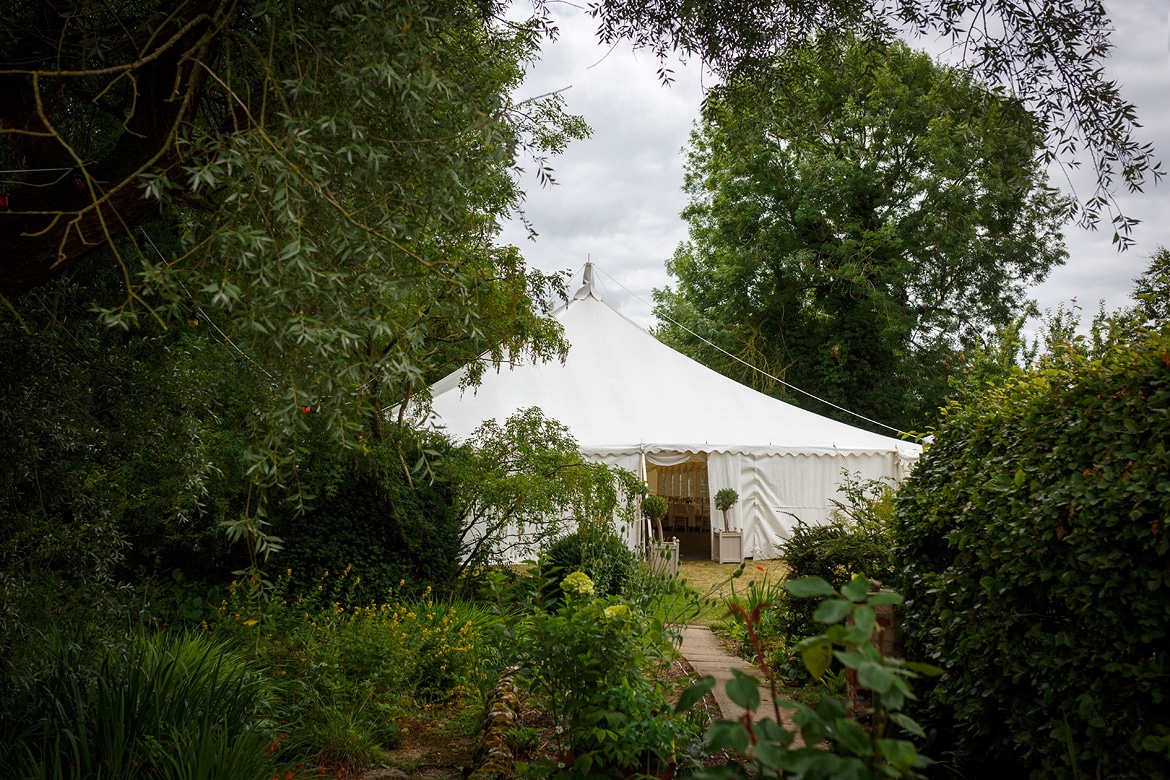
left=276, top=440, right=461, bottom=601
left=642, top=494, right=669, bottom=520
left=896, top=325, right=1170, bottom=777
left=0, top=264, right=250, bottom=586
left=540, top=529, right=638, bottom=599
left=492, top=569, right=700, bottom=777
left=776, top=476, right=897, bottom=647
left=211, top=574, right=493, bottom=770
left=681, top=575, right=938, bottom=779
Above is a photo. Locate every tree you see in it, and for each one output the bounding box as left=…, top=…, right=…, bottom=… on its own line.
left=581, top=0, right=1159, bottom=245
left=1132, top=246, right=1170, bottom=324
left=654, top=36, right=1072, bottom=431
left=0, top=1, right=1157, bottom=297
left=0, top=0, right=587, bottom=591
left=0, top=0, right=1157, bottom=588
left=448, top=408, right=643, bottom=577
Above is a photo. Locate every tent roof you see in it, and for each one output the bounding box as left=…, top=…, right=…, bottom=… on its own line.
left=425, top=267, right=920, bottom=460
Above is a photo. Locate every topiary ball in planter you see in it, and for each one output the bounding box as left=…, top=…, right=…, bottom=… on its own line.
left=715, top=488, right=739, bottom=531
left=643, top=495, right=669, bottom=541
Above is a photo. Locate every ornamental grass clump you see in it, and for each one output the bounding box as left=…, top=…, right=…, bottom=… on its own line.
left=897, top=324, right=1170, bottom=777
left=7, top=632, right=276, bottom=780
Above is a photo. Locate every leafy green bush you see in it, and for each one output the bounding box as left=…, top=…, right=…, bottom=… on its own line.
left=492, top=569, right=700, bottom=777
left=776, top=476, right=897, bottom=647
left=211, top=573, right=493, bottom=771
left=896, top=325, right=1170, bottom=778
left=276, top=440, right=461, bottom=601
left=540, top=529, right=638, bottom=599
left=680, top=575, right=940, bottom=779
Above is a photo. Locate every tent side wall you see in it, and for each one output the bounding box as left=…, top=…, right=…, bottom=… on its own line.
left=584, top=451, right=645, bottom=553
left=707, top=450, right=908, bottom=559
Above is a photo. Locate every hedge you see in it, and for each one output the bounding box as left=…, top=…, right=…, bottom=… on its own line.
left=277, top=440, right=461, bottom=601
left=896, top=326, right=1170, bottom=778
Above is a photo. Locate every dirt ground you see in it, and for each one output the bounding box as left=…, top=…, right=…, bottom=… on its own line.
left=367, top=656, right=721, bottom=780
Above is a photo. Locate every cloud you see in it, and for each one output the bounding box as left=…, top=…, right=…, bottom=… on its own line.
left=502, top=2, right=1170, bottom=329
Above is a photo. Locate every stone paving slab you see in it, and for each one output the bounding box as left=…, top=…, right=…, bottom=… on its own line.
left=679, top=624, right=804, bottom=747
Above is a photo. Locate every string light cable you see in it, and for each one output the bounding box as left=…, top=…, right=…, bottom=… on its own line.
left=140, top=230, right=383, bottom=402
left=0, top=164, right=91, bottom=188
left=139, top=230, right=278, bottom=384
left=590, top=263, right=914, bottom=439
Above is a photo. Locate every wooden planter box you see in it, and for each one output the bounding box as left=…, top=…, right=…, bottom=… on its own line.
left=713, top=530, right=743, bottom=563
left=649, top=539, right=680, bottom=576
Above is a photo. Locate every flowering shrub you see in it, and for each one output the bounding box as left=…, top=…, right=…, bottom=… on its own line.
left=492, top=569, right=701, bottom=777
left=560, top=571, right=595, bottom=597
left=541, top=530, right=637, bottom=598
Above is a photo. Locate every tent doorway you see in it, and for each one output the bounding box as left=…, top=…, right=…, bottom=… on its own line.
left=646, top=456, right=711, bottom=560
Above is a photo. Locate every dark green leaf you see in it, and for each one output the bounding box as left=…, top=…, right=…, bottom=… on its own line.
left=785, top=576, right=835, bottom=597
left=834, top=717, right=872, bottom=757
left=675, top=675, right=717, bottom=714
left=841, top=575, right=870, bottom=602
left=814, top=598, right=852, bottom=624
left=726, top=669, right=761, bottom=711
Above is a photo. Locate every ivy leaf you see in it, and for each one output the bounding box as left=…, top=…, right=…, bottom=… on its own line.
left=785, top=576, right=834, bottom=597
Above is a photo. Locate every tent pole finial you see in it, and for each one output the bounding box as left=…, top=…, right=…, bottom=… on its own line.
left=573, top=260, right=600, bottom=300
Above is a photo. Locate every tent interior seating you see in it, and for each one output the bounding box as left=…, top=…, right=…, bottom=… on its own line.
left=663, top=496, right=709, bottom=532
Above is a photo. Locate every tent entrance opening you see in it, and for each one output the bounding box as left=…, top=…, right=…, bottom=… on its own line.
left=647, top=460, right=710, bottom=560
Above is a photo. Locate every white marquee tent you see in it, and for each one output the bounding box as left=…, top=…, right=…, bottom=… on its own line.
left=422, top=265, right=921, bottom=559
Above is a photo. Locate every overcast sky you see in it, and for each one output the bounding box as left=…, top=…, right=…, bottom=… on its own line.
left=499, top=1, right=1170, bottom=330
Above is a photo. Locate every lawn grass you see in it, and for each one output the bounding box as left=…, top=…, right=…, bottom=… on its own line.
left=678, top=559, right=789, bottom=627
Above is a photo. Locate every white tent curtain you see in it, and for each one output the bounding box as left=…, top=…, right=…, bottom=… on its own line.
left=705, top=450, right=908, bottom=558
left=645, top=451, right=706, bottom=467
left=585, top=451, right=644, bottom=551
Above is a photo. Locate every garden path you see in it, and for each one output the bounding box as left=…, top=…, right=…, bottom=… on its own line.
left=679, top=625, right=805, bottom=748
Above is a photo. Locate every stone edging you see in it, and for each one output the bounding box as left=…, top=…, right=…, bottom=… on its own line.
left=467, top=668, right=520, bottom=780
